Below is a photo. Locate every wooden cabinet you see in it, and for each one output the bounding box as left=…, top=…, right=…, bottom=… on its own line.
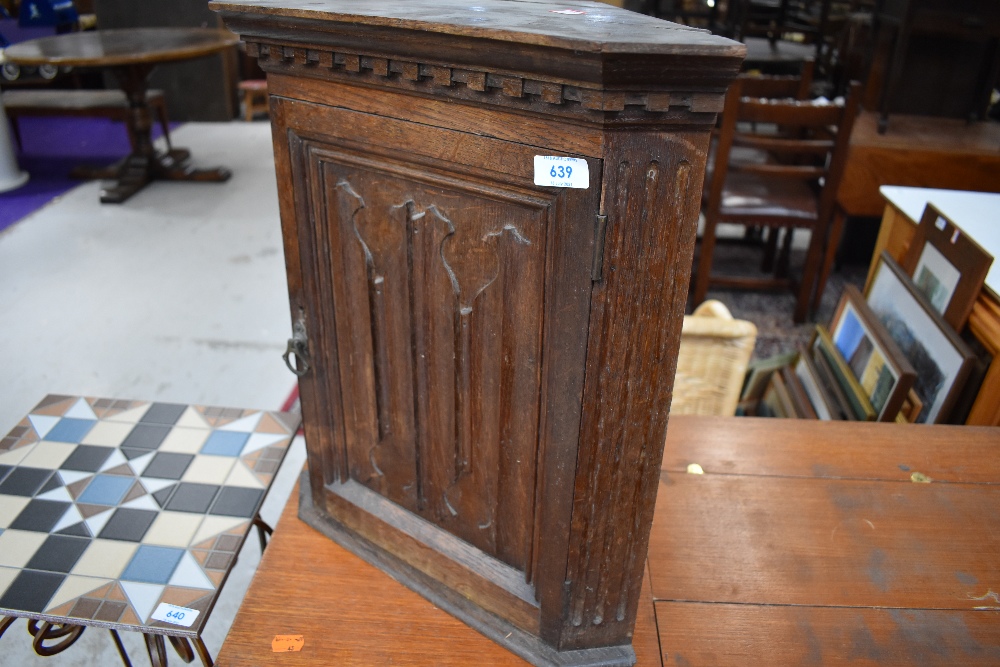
left=211, top=2, right=742, bottom=665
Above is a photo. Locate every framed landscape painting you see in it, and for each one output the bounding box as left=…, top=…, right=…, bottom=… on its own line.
left=829, top=285, right=916, bottom=422
left=865, top=252, right=975, bottom=423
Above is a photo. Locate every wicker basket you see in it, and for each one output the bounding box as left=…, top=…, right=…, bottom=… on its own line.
left=673, top=300, right=758, bottom=416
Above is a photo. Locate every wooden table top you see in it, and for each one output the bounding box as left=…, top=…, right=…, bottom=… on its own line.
left=218, top=416, right=1000, bottom=666
left=3, top=28, right=238, bottom=68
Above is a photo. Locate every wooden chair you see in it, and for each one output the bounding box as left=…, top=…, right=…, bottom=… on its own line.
left=238, top=79, right=268, bottom=121
left=673, top=300, right=758, bottom=416
left=693, top=79, right=861, bottom=323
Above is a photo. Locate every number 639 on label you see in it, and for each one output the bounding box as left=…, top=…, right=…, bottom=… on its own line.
left=533, top=156, right=589, bottom=189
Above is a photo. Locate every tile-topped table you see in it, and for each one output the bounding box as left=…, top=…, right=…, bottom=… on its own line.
left=0, top=395, right=300, bottom=666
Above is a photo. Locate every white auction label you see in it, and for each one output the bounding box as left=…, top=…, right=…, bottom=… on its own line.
left=151, top=603, right=200, bottom=627
left=533, top=156, right=589, bottom=188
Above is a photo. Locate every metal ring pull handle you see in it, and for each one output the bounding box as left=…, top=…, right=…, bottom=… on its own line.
left=283, top=319, right=310, bottom=377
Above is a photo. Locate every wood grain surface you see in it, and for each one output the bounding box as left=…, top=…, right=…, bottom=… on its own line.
left=219, top=417, right=1000, bottom=665
left=659, top=416, right=1000, bottom=483
left=216, top=478, right=664, bottom=666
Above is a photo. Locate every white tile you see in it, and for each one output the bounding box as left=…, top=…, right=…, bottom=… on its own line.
left=159, top=427, right=209, bottom=454
left=241, top=432, right=290, bottom=456
left=169, top=551, right=215, bottom=590
left=83, top=421, right=135, bottom=447
left=192, top=515, right=248, bottom=546
left=219, top=412, right=262, bottom=433
left=121, top=581, right=165, bottom=623
left=106, top=404, right=151, bottom=424
left=47, top=574, right=110, bottom=612
left=99, top=448, right=128, bottom=472
left=175, top=407, right=211, bottom=430
left=28, top=415, right=59, bottom=440
left=224, top=461, right=265, bottom=489
left=143, top=511, right=204, bottom=548
left=72, top=539, right=138, bottom=579
left=182, top=455, right=236, bottom=485
left=52, top=503, right=85, bottom=533
left=0, top=529, right=48, bottom=567
left=84, top=508, right=115, bottom=538
left=0, top=444, right=35, bottom=466
left=64, top=398, right=98, bottom=421
left=128, top=451, right=155, bottom=476
left=17, top=441, right=76, bottom=469
left=0, top=494, right=31, bottom=528
left=0, top=565, right=18, bottom=597
left=38, top=485, right=74, bottom=504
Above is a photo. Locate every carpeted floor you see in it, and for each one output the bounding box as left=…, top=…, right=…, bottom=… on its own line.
left=0, top=115, right=175, bottom=233
left=695, top=234, right=869, bottom=361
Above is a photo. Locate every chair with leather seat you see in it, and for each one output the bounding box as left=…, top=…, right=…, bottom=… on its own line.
left=693, top=79, right=861, bottom=323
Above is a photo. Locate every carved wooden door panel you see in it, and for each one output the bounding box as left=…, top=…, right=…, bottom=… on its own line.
left=279, top=97, right=601, bottom=576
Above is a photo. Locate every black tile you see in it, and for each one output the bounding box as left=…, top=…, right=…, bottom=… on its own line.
left=9, top=500, right=70, bottom=532
left=97, top=508, right=157, bottom=542
left=0, top=570, right=65, bottom=613
left=37, top=474, right=63, bottom=495
left=164, top=483, right=220, bottom=514
left=121, top=447, right=151, bottom=461
left=142, top=453, right=194, bottom=480
left=209, top=487, right=264, bottom=518
left=152, top=485, right=176, bottom=508
left=25, top=535, right=91, bottom=573
left=56, top=521, right=93, bottom=538
left=140, top=403, right=187, bottom=426
left=0, top=467, right=53, bottom=497
left=60, top=445, right=114, bottom=473
left=0, top=464, right=11, bottom=483
left=120, top=424, right=171, bottom=450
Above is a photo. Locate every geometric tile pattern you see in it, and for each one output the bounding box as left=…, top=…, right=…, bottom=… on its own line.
left=0, top=395, right=300, bottom=634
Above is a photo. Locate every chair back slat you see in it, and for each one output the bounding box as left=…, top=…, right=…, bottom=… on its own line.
left=734, top=135, right=835, bottom=156
left=731, top=163, right=826, bottom=180
left=737, top=98, right=844, bottom=127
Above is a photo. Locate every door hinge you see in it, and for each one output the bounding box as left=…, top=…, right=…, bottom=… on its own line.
left=591, top=213, right=608, bottom=282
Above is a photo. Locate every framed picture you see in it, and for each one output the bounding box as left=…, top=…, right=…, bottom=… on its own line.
left=810, top=325, right=877, bottom=421
left=759, top=370, right=794, bottom=418
left=810, top=344, right=855, bottom=420
left=900, top=204, right=993, bottom=331
left=829, top=285, right=916, bottom=422
left=794, top=348, right=838, bottom=420
left=780, top=365, right=818, bottom=419
left=865, top=252, right=976, bottom=423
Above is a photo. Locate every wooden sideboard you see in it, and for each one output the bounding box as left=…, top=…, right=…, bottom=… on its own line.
left=866, top=187, right=1000, bottom=426
left=218, top=416, right=1000, bottom=666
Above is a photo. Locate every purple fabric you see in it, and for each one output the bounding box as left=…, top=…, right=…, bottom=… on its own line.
left=0, top=116, right=177, bottom=234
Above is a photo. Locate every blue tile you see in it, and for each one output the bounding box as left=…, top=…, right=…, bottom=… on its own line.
left=200, top=431, right=250, bottom=457
left=45, top=418, right=97, bottom=443
left=77, top=474, right=134, bottom=506
left=121, top=545, right=185, bottom=584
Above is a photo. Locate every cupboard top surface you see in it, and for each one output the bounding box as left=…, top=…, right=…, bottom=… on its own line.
left=209, top=0, right=744, bottom=55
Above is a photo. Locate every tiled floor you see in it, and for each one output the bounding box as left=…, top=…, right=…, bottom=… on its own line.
left=0, top=121, right=305, bottom=665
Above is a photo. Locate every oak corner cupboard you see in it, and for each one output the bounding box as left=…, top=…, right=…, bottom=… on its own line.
left=210, top=2, right=743, bottom=664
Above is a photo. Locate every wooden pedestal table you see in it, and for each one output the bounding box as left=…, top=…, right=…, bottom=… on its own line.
left=3, top=29, right=238, bottom=203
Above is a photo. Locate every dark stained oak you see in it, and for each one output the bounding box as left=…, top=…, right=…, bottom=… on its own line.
left=212, top=2, right=742, bottom=665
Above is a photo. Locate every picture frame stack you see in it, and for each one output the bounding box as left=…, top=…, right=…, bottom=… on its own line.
left=741, top=204, right=992, bottom=424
